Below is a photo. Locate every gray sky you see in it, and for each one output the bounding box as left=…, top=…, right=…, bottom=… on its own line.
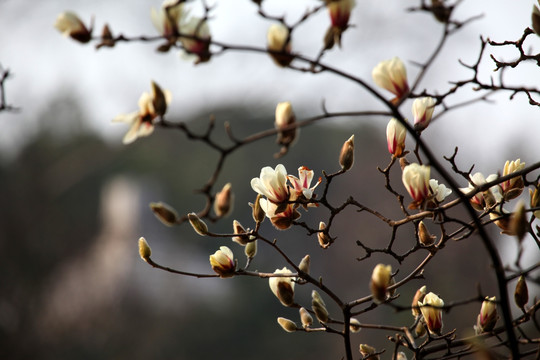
left=1, top=0, right=539, bottom=169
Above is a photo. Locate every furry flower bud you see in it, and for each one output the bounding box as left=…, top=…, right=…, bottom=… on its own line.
left=418, top=221, right=436, bottom=246
left=188, top=212, right=209, bottom=235
left=298, top=255, right=310, bottom=275
left=318, top=222, right=332, bottom=249
left=214, top=183, right=233, bottom=217
left=339, top=135, right=355, bottom=171
left=138, top=237, right=152, bottom=262
left=370, top=264, right=392, bottom=303
left=514, top=276, right=529, bottom=310
left=277, top=317, right=297, bottom=332
left=299, top=307, right=313, bottom=328
left=267, top=23, right=293, bottom=67
left=269, top=267, right=295, bottom=306
left=311, top=290, right=329, bottom=323
left=150, top=202, right=179, bottom=226
left=245, top=240, right=257, bottom=259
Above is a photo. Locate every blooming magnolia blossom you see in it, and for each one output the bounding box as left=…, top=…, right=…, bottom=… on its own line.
left=112, top=81, right=172, bottom=144
left=54, top=11, right=91, bottom=43
left=250, top=164, right=290, bottom=204
left=419, top=292, right=444, bottom=335
left=179, top=17, right=211, bottom=63
left=150, top=0, right=186, bottom=37
left=287, top=166, right=321, bottom=200
left=209, top=246, right=235, bottom=278
left=269, top=267, right=295, bottom=306
left=402, top=163, right=430, bottom=207
left=460, top=172, right=501, bottom=211
left=500, top=159, right=525, bottom=199
left=372, top=57, right=409, bottom=100
left=258, top=198, right=300, bottom=230
left=326, top=0, right=356, bottom=29
left=412, top=97, right=436, bottom=131
left=429, top=179, right=452, bottom=202
left=386, top=118, right=407, bottom=157
left=267, top=23, right=292, bottom=66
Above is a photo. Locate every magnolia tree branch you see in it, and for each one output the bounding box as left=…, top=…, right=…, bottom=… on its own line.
left=56, top=1, right=540, bottom=359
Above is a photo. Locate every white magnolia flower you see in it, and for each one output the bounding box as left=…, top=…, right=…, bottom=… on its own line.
left=251, top=164, right=290, bottom=204
left=287, top=166, right=321, bottom=200
left=429, top=179, right=452, bottom=202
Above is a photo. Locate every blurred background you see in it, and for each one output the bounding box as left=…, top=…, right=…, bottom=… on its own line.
left=0, top=0, right=539, bottom=359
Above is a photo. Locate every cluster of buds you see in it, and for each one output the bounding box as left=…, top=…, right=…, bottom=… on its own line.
left=112, top=81, right=171, bottom=144
left=418, top=292, right=444, bottom=335
left=269, top=267, right=296, bottom=306
left=267, top=23, right=293, bottom=67
left=323, top=0, right=356, bottom=49
left=370, top=264, right=393, bottom=303
left=372, top=57, right=409, bottom=103
left=251, top=164, right=320, bottom=230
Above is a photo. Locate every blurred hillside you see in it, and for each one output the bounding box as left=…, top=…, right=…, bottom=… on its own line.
left=0, top=95, right=528, bottom=359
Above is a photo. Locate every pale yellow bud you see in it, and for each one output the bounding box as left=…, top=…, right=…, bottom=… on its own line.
left=267, top=23, right=293, bottom=67
left=419, top=292, right=444, bottom=335
left=274, top=102, right=297, bottom=147
left=359, top=344, right=379, bottom=360
left=298, top=255, right=310, bottom=275
left=349, top=318, right=361, bottom=333
left=138, top=237, right=152, bottom=261
left=245, top=240, right=257, bottom=259
left=370, top=264, right=392, bottom=303
left=188, top=212, right=208, bottom=235
left=277, top=317, right=297, bottom=332
left=339, top=135, right=355, bottom=171
left=149, top=201, right=179, bottom=226
left=299, top=307, right=313, bottom=328
left=311, top=290, right=329, bottom=323
left=209, top=246, right=235, bottom=278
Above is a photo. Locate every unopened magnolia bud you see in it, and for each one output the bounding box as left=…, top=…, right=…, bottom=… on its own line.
left=418, top=292, right=444, bottom=335
left=397, top=352, right=408, bottom=360
left=318, top=222, right=331, bottom=249
left=298, top=255, right=310, bottom=274
left=138, top=237, right=152, bottom=261
left=188, top=212, right=209, bottom=235
left=359, top=344, right=379, bottom=360
left=209, top=246, right=235, bottom=278
left=267, top=23, right=293, bottom=67
left=339, top=135, right=355, bottom=171
left=96, top=24, right=115, bottom=49
left=299, top=307, right=313, bottom=328
left=415, top=320, right=427, bottom=337
left=530, top=185, right=540, bottom=219
left=245, top=240, right=257, bottom=259
left=475, top=296, right=498, bottom=334
left=411, top=285, right=427, bottom=317
left=510, top=200, right=528, bottom=241
left=251, top=194, right=266, bottom=223
left=214, top=183, right=233, bottom=217
left=418, top=221, right=436, bottom=246
left=151, top=81, right=168, bottom=117
left=277, top=317, right=297, bottom=332
left=269, top=267, right=295, bottom=306
left=150, top=202, right=179, bottom=226
left=275, top=101, right=297, bottom=147
left=232, top=220, right=249, bottom=245
left=349, top=318, right=361, bottom=333
left=54, top=11, right=92, bottom=43
left=370, top=264, right=392, bottom=303
left=311, top=290, right=329, bottom=323
left=533, top=6, right=540, bottom=37
left=514, top=276, right=529, bottom=309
